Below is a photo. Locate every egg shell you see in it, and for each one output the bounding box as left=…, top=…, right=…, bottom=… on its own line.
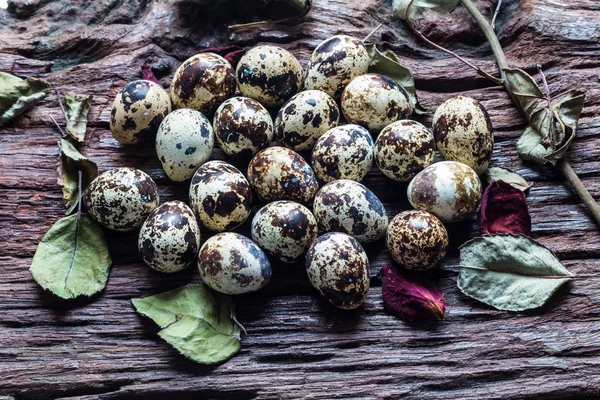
left=189, top=161, right=253, bottom=232
left=274, top=90, right=340, bottom=152
left=313, top=179, right=388, bottom=243
left=386, top=210, right=448, bottom=271
left=213, top=97, right=274, bottom=157
left=375, top=120, right=435, bottom=182
left=110, top=80, right=171, bottom=144
left=341, top=73, right=412, bottom=133
left=432, top=96, right=494, bottom=174
left=247, top=146, right=319, bottom=204
left=236, top=45, right=303, bottom=107
left=138, top=201, right=201, bottom=273
left=311, top=124, right=374, bottom=183
left=251, top=201, right=318, bottom=263
left=198, top=232, right=271, bottom=295
left=305, top=232, right=370, bottom=309
left=84, top=167, right=160, bottom=232
left=407, top=161, right=482, bottom=223
left=304, top=35, right=370, bottom=99
left=156, top=109, right=214, bottom=182
left=170, top=53, right=236, bottom=115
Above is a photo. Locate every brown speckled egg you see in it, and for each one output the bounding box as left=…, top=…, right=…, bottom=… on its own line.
left=407, top=161, right=482, bottom=223
left=247, top=146, right=319, bottom=204
left=274, top=90, right=340, bottom=152
left=341, top=73, right=412, bottom=133
left=251, top=201, right=318, bottom=263
left=198, top=232, right=271, bottom=295
left=313, top=179, right=388, bottom=243
left=189, top=161, right=253, bottom=232
left=213, top=97, right=273, bottom=157
left=304, top=35, right=370, bottom=99
left=375, top=120, right=435, bottom=182
left=110, top=80, right=171, bottom=144
left=305, top=232, right=370, bottom=310
left=236, top=45, right=303, bottom=107
left=432, top=95, right=494, bottom=174
left=311, top=124, right=374, bottom=183
left=170, top=53, right=236, bottom=115
left=387, top=210, right=448, bottom=271
left=156, top=108, right=214, bottom=182
left=84, top=167, right=159, bottom=232
left=138, top=201, right=201, bottom=273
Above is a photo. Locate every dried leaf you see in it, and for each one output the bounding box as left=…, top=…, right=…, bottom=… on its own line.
left=547, top=90, right=586, bottom=164
left=0, top=71, right=50, bottom=126
left=381, top=264, right=445, bottom=322
left=141, top=65, right=160, bottom=84
left=458, top=235, right=571, bottom=311
left=516, top=107, right=553, bottom=164
left=29, top=214, right=112, bottom=299
left=64, top=93, right=93, bottom=143
left=199, top=46, right=246, bottom=68
left=477, top=180, right=531, bottom=235
left=485, top=167, right=531, bottom=192
left=503, top=68, right=544, bottom=117
left=57, top=138, right=99, bottom=215
left=393, top=0, right=460, bottom=21
left=132, top=284, right=241, bottom=365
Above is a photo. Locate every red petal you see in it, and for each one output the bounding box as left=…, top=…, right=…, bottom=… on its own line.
left=141, top=65, right=160, bottom=84
left=477, top=180, right=531, bottom=235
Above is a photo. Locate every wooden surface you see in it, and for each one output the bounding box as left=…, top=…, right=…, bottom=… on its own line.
left=2, top=0, right=600, bottom=398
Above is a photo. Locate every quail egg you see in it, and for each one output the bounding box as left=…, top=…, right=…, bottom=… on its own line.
left=432, top=95, right=494, bottom=174
left=341, top=73, right=412, bottom=133
left=304, top=35, right=371, bottom=99
left=156, top=108, right=214, bottom=182
left=305, top=232, right=370, bottom=310
left=236, top=45, right=303, bottom=107
left=213, top=96, right=273, bottom=158
left=198, top=232, right=271, bottom=295
left=407, top=161, right=482, bottom=223
left=84, top=167, right=159, bottom=232
left=189, top=161, right=253, bottom=232
left=375, top=120, right=435, bottom=182
left=313, top=179, right=388, bottom=243
left=274, top=90, right=340, bottom=152
left=251, top=201, right=318, bottom=263
left=138, top=201, right=201, bottom=273
left=311, top=124, right=374, bottom=183
left=247, top=146, right=319, bottom=204
left=110, top=80, right=171, bottom=144
left=170, top=52, right=236, bottom=115
left=386, top=210, right=448, bottom=271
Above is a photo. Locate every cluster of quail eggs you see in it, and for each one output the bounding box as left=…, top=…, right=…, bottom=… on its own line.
left=88, top=33, right=494, bottom=311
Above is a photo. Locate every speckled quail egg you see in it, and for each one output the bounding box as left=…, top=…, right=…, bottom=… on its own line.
left=189, top=161, right=253, bottom=232
left=313, top=179, right=388, bottom=243
left=247, top=146, right=319, bottom=204
left=305, top=232, right=370, bottom=310
left=407, top=161, right=482, bottom=223
left=304, top=35, right=371, bottom=99
left=213, top=97, right=273, bottom=158
left=236, top=45, right=303, bottom=107
left=274, top=90, right=340, bottom=152
left=198, top=232, right=271, bottom=295
left=375, top=120, right=435, bottom=182
left=251, top=201, right=318, bottom=263
left=156, top=108, right=214, bottom=182
left=170, top=52, right=236, bottom=115
left=138, top=201, right=201, bottom=273
left=311, top=124, right=374, bottom=183
left=387, top=210, right=448, bottom=271
left=110, top=80, right=171, bottom=144
left=432, top=95, right=494, bottom=174
left=341, top=73, right=412, bottom=133
left=84, top=167, right=159, bottom=232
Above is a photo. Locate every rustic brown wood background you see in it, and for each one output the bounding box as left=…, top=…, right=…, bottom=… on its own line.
left=1, top=0, right=600, bottom=398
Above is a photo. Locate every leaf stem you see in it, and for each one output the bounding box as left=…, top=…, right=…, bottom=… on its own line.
left=54, top=89, right=68, bottom=120
left=77, top=170, right=82, bottom=221
left=557, top=159, right=600, bottom=227
left=491, top=0, right=502, bottom=31
left=362, top=23, right=383, bottom=43
left=49, top=115, right=67, bottom=138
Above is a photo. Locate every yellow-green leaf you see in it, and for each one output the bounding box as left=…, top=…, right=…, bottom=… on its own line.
left=0, top=72, right=50, bottom=126
left=393, top=0, right=460, bottom=21
left=503, top=68, right=543, bottom=117
left=64, top=93, right=93, bottom=143
left=57, top=138, right=98, bottom=214
left=485, top=167, right=531, bottom=192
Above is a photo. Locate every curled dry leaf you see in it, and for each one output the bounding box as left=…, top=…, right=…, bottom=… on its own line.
left=57, top=138, right=98, bottom=215
left=64, top=92, right=93, bottom=143
left=477, top=180, right=531, bottom=235
left=503, top=68, right=544, bottom=116
left=0, top=71, right=50, bottom=126
left=485, top=167, right=531, bottom=192
left=393, top=0, right=460, bottom=21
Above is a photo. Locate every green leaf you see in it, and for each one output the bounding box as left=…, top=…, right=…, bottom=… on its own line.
left=0, top=72, right=50, bottom=126
left=64, top=93, right=93, bottom=143
left=393, top=0, right=460, bottom=21
left=516, top=107, right=553, bottom=164
left=365, top=43, right=426, bottom=114
left=503, top=68, right=543, bottom=117
left=29, top=214, right=112, bottom=300
left=457, top=235, right=572, bottom=311
left=132, top=284, right=241, bottom=365
left=485, top=167, right=531, bottom=192
left=546, top=90, right=586, bottom=165
left=57, top=138, right=99, bottom=214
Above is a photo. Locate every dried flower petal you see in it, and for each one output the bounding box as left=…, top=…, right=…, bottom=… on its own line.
left=199, top=46, right=246, bottom=68
left=141, top=65, right=160, bottom=84
left=477, top=179, right=531, bottom=235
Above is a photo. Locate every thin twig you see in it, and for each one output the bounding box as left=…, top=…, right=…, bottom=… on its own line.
left=537, top=64, right=555, bottom=146
left=491, top=0, right=502, bottom=30
left=77, top=170, right=83, bottom=221
left=54, top=89, right=68, bottom=120
left=49, top=115, right=67, bottom=138
left=362, top=23, right=383, bottom=43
